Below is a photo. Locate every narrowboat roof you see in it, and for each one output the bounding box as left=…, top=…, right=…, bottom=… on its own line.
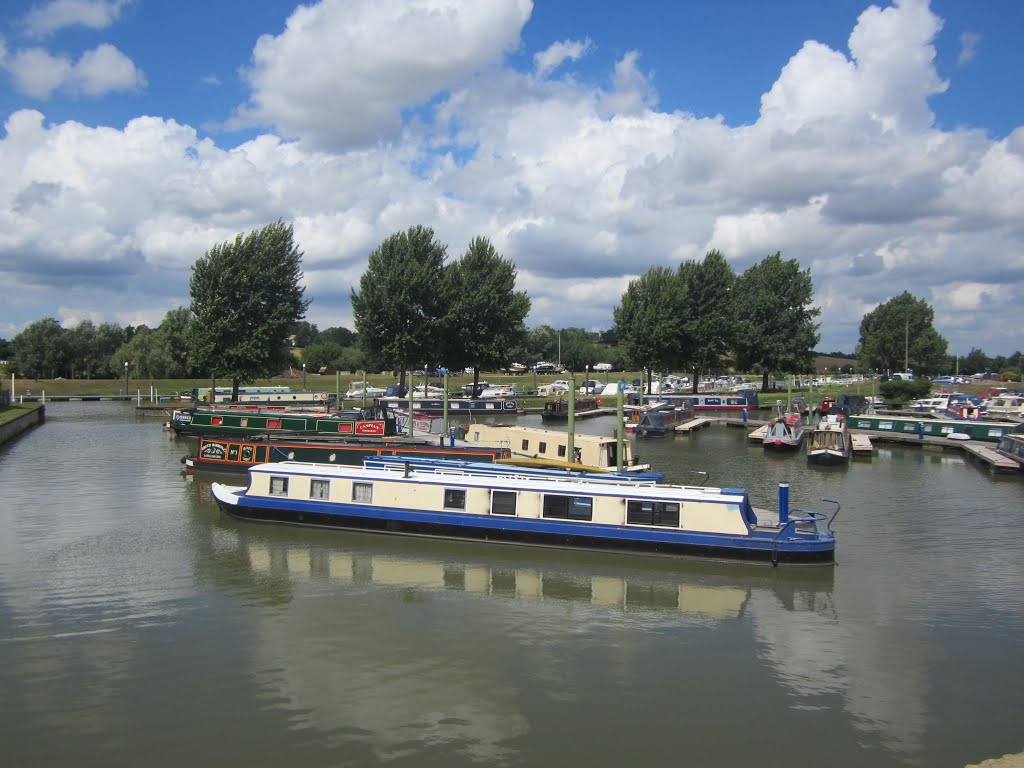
left=248, top=460, right=746, bottom=502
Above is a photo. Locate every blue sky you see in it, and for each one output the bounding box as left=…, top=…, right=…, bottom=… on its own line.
left=1, top=0, right=1022, bottom=358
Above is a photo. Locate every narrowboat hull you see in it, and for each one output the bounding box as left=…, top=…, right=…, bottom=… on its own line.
left=169, top=407, right=398, bottom=438
left=212, top=462, right=837, bottom=566
left=846, top=414, right=1024, bottom=442
left=213, top=492, right=834, bottom=565
left=806, top=447, right=850, bottom=465
left=184, top=435, right=511, bottom=474
left=632, top=390, right=760, bottom=412
left=379, top=398, right=519, bottom=415
left=540, top=398, right=601, bottom=421
left=997, top=434, right=1024, bottom=462
left=762, top=436, right=804, bottom=452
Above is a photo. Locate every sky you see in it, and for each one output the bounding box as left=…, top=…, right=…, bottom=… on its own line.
left=1, top=0, right=1022, bottom=358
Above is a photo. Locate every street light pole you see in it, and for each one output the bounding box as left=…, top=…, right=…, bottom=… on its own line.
left=123, top=360, right=128, bottom=398
left=302, top=363, right=306, bottom=391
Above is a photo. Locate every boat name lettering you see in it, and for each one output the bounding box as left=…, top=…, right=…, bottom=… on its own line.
left=355, top=421, right=386, bottom=436
left=200, top=442, right=227, bottom=459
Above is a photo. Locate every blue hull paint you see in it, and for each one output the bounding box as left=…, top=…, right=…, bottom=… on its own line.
left=217, top=494, right=835, bottom=565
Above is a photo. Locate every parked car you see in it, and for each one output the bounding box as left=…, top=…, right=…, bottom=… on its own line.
left=593, top=362, right=613, bottom=372
left=932, top=376, right=955, bottom=385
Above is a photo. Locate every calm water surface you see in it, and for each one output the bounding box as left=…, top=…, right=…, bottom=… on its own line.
left=1, top=402, right=1022, bottom=767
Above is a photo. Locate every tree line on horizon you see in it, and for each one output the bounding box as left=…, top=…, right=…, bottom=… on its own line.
left=2, top=222, right=1020, bottom=389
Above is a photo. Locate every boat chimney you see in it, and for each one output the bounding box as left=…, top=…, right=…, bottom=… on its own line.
left=778, top=483, right=790, bottom=523
left=404, top=461, right=411, bottom=478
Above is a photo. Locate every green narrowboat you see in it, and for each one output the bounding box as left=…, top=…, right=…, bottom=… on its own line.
left=169, top=406, right=398, bottom=439
left=845, top=413, right=1024, bottom=442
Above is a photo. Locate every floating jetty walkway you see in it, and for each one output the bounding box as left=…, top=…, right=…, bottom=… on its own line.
left=670, top=414, right=1020, bottom=474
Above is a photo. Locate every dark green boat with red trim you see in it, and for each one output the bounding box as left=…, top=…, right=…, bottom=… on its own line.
left=168, top=405, right=398, bottom=439
left=183, top=434, right=511, bottom=474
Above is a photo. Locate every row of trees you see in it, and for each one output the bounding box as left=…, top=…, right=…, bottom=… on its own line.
left=613, top=251, right=820, bottom=391
left=3, top=220, right=1020, bottom=389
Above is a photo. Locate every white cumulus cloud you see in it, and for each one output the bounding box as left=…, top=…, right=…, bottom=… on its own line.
left=5, top=43, right=145, bottom=99
left=231, top=0, right=533, bottom=150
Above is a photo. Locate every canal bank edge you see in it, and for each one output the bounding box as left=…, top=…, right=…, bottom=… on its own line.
left=0, top=404, right=45, bottom=446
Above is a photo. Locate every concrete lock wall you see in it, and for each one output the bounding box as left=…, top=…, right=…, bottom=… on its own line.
left=0, top=405, right=46, bottom=447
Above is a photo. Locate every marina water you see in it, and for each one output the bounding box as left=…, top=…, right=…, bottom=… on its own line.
left=1, top=401, right=1022, bottom=767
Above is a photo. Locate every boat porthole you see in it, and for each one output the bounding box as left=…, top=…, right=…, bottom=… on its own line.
left=329, top=453, right=336, bottom=462
left=288, top=451, right=295, bottom=460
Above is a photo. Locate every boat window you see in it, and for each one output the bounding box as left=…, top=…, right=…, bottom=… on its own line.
left=310, top=479, right=330, bottom=500
left=491, top=490, right=516, bottom=516
left=269, top=476, right=289, bottom=496
left=626, top=500, right=680, bottom=527
left=352, top=482, right=373, bottom=503
left=539, top=441, right=547, bottom=454
left=558, top=445, right=567, bottom=458
left=443, top=488, right=466, bottom=510
left=522, top=440, right=529, bottom=451
left=542, top=494, right=593, bottom=521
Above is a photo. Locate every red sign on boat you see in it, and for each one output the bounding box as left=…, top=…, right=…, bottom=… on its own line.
left=355, top=421, right=386, bottom=435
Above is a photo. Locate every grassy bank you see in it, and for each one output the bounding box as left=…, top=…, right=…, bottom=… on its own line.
left=0, top=402, right=42, bottom=426
left=1, top=371, right=918, bottom=409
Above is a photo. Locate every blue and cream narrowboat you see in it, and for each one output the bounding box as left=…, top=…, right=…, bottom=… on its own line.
left=211, top=462, right=837, bottom=566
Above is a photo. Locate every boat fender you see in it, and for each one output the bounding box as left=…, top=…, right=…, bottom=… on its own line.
left=180, top=455, right=188, bottom=465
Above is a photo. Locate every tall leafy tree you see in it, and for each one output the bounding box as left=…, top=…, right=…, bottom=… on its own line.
left=525, top=325, right=559, bottom=365
left=187, top=221, right=310, bottom=398
left=351, top=225, right=447, bottom=385
left=679, top=250, right=736, bottom=392
left=291, top=320, right=319, bottom=348
left=66, top=320, right=98, bottom=379
left=92, top=322, right=128, bottom=378
left=12, top=317, right=68, bottom=378
left=613, top=266, right=686, bottom=390
left=857, top=292, right=947, bottom=376
left=319, top=326, right=357, bottom=348
left=733, top=252, right=820, bottom=391
left=441, top=236, right=531, bottom=390
left=156, top=307, right=194, bottom=377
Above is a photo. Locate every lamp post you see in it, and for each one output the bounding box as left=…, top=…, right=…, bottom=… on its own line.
left=123, top=360, right=128, bottom=397
left=302, top=362, right=306, bottom=391
left=585, top=365, right=589, bottom=394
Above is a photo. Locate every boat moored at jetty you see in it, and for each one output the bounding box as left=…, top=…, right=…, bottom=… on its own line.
left=183, top=434, right=511, bottom=473
left=631, top=389, right=759, bottom=413
left=985, top=395, right=1024, bottom=421
left=763, top=404, right=805, bottom=452
left=540, top=398, right=601, bottom=421
left=996, top=434, right=1024, bottom=463
left=211, top=462, right=838, bottom=565
left=459, top=423, right=650, bottom=473
left=807, top=415, right=851, bottom=465
left=169, top=405, right=398, bottom=438
left=846, top=413, right=1024, bottom=442
left=627, top=401, right=695, bottom=437
left=188, top=386, right=334, bottom=406
left=379, top=398, right=519, bottom=415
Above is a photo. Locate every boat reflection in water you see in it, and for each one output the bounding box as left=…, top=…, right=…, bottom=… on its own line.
left=191, top=474, right=833, bottom=620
